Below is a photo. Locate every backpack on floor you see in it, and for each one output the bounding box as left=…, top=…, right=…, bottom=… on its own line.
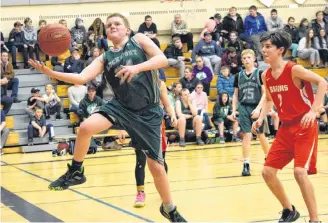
left=201, top=130, right=219, bottom=144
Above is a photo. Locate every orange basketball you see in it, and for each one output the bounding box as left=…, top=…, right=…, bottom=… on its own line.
left=57, top=142, right=69, bottom=151
left=38, top=24, right=71, bottom=56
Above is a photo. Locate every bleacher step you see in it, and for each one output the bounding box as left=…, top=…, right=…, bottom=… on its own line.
left=19, top=80, right=52, bottom=88
left=14, top=69, right=44, bottom=75
left=13, top=119, right=71, bottom=131
left=16, top=74, right=50, bottom=81
left=22, top=143, right=57, bottom=153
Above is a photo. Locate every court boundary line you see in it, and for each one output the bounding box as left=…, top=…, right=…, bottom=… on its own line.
left=1, top=161, right=154, bottom=223
left=250, top=213, right=328, bottom=222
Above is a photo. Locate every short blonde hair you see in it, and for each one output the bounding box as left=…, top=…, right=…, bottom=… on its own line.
left=107, top=13, right=130, bottom=28
left=241, top=49, right=256, bottom=58
left=45, top=84, right=54, bottom=90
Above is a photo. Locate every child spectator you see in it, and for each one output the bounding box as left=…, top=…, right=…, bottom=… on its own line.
left=0, top=110, right=9, bottom=154
left=298, top=18, right=310, bottom=39
left=27, top=107, right=55, bottom=146
left=298, top=29, right=321, bottom=67
left=51, top=49, right=71, bottom=72
left=191, top=83, right=212, bottom=130
left=9, top=21, right=28, bottom=69
left=192, top=56, right=213, bottom=95
left=43, top=84, right=62, bottom=120
left=171, top=14, right=193, bottom=51
left=179, top=67, right=199, bottom=93
left=222, top=7, right=245, bottom=40
left=221, top=47, right=241, bottom=74
left=22, top=17, right=40, bottom=62
left=217, top=66, right=235, bottom=98
left=266, top=9, right=284, bottom=32
left=64, top=48, right=84, bottom=74
left=164, top=36, right=186, bottom=77
left=314, top=28, right=328, bottom=67
left=88, top=18, right=108, bottom=51
left=227, top=31, right=244, bottom=63
left=68, top=84, right=87, bottom=114
left=212, top=91, right=239, bottom=143
left=138, top=15, right=160, bottom=48
left=284, top=17, right=300, bottom=59
left=77, top=85, right=103, bottom=122
left=25, top=87, right=45, bottom=119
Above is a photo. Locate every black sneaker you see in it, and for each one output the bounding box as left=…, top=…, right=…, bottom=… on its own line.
left=179, top=139, right=185, bottom=147
left=196, top=138, right=204, bottom=145
left=278, top=205, right=300, bottom=222
left=242, top=163, right=251, bottom=176
left=13, top=97, right=21, bottom=103
left=160, top=204, right=187, bottom=222
left=45, top=115, right=51, bottom=120
left=56, top=115, right=63, bottom=120
left=52, top=149, right=58, bottom=157
left=48, top=163, right=86, bottom=190
left=28, top=138, right=34, bottom=146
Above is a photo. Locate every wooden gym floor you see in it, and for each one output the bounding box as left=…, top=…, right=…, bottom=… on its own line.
left=1, top=136, right=328, bottom=222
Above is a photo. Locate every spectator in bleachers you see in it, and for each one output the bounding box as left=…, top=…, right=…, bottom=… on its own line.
left=88, top=18, right=108, bottom=51
left=168, top=82, right=182, bottom=110
left=314, top=28, right=328, bottom=67
left=77, top=85, right=103, bottom=122
left=164, top=36, right=186, bottom=77
left=321, top=89, right=328, bottom=132
left=227, top=31, right=243, bottom=64
left=201, top=13, right=226, bottom=45
left=158, top=68, right=166, bottom=82
left=298, top=29, right=321, bottom=68
left=25, top=87, right=45, bottom=119
left=217, top=66, right=235, bottom=98
left=43, top=84, right=62, bottom=120
left=87, top=47, right=100, bottom=66
left=179, top=67, right=199, bottom=93
left=192, top=56, right=213, bottom=95
left=191, top=83, right=212, bottom=130
left=37, top=20, right=49, bottom=61
left=138, top=15, right=160, bottom=48
left=64, top=48, right=85, bottom=74
left=222, top=7, right=245, bottom=40
left=22, top=17, right=40, bottom=62
left=0, top=78, right=13, bottom=115
left=324, top=5, right=328, bottom=22
left=266, top=9, right=284, bottom=32
left=212, top=91, right=239, bottom=143
left=68, top=84, right=87, bottom=114
left=51, top=49, right=71, bottom=72
left=84, top=31, right=97, bottom=60
left=71, top=18, right=87, bottom=52
left=312, top=11, right=328, bottom=37
left=1, top=31, right=9, bottom=53
left=171, top=14, right=193, bottom=51
left=298, top=18, right=310, bottom=39
left=0, top=110, right=9, bottom=154
left=192, top=32, right=222, bottom=75
left=59, top=19, right=68, bottom=27
left=244, top=5, right=267, bottom=61
left=27, top=107, right=55, bottom=146
left=176, top=88, right=204, bottom=147
left=9, top=21, right=28, bottom=69
left=1, top=52, right=20, bottom=103
left=284, top=17, right=300, bottom=59
left=221, top=47, right=241, bottom=75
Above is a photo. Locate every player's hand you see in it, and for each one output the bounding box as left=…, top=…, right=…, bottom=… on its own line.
left=231, top=111, right=237, bottom=119
left=117, top=130, right=126, bottom=143
left=252, top=118, right=263, bottom=133
left=301, top=110, right=316, bottom=129
left=171, top=116, right=178, bottom=128
left=28, top=59, right=52, bottom=76
left=115, top=65, right=140, bottom=83
left=251, top=108, right=260, bottom=119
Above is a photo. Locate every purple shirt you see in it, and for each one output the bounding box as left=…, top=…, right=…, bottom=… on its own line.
left=192, top=65, right=213, bottom=83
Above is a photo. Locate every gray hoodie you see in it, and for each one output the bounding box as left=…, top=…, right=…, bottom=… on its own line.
left=71, top=18, right=87, bottom=44
left=266, top=17, right=284, bottom=32
left=22, top=25, right=37, bottom=45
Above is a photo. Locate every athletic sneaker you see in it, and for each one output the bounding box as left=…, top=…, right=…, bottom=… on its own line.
left=179, top=139, right=185, bottom=147
left=242, top=163, right=251, bottom=176
left=278, top=205, right=300, bottom=222
left=48, top=163, right=86, bottom=190
left=219, top=137, right=225, bottom=144
left=196, top=138, right=204, bottom=145
left=160, top=204, right=187, bottom=222
left=133, top=191, right=146, bottom=208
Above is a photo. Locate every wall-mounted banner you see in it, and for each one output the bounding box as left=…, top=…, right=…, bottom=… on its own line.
left=258, top=0, right=275, bottom=7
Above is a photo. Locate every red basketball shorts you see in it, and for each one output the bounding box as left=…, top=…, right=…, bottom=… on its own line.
left=265, top=121, right=318, bottom=174
left=161, top=120, right=167, bottom=152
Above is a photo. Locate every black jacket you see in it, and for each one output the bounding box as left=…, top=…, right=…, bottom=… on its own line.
left=222, top=14, right=244, bottom=35
left=227, top=40, right=243, bottom=55
left=284, top=25, right=300, bottom=44
left=9, top=30, right=26, bottom=47
left=64, top=57, right=85, bottom=74
left=311, top=19, right=328, bottom=37
left=164, top=44, right=183, bottom=59
left=179, top=76, right=200, bottom=93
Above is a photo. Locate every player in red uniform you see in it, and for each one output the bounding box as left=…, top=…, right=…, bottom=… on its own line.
left=252, top=31, right=327, bottom=222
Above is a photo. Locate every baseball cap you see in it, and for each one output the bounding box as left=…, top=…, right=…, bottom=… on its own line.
left=214, top=13, right=222, bottom=20
left=31, top=87, right=40, bottom=93
left=87, top=85, right=96, bottom=91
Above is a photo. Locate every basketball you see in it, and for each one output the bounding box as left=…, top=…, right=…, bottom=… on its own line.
left=38, top=24, right=71, bottom=56
left=57, top=142, right=69, bottom=154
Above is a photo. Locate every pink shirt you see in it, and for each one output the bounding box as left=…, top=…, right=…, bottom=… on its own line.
left=191, top=91, right=208, bottom=111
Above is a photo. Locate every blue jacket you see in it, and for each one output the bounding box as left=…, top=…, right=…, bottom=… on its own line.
left=244, top=13, right=267, bottom=36
left=217, top=74, right=235, bottom=97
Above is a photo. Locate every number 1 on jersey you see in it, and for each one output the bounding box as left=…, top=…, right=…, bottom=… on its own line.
left=278, top=94, right=283, bottom=113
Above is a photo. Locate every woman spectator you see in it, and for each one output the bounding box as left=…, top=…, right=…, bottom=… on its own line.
left=314, top=28, right=328, bottom=67
left=22, top=17, right=40, bottom=62
left=298, top=29, right=321, bottom=68
left=88, top=18, right=108, bottom=51
left=191, top=83, right=212, bottom=130
left=298, top=18, right=310, bottom=39
left=312, top=11, right=328, bottom=37
left=168, top=82, right=182, bottom=110
left=68, top=84, right=87, bottom=114
left=192, top=56, right=213, bottom=95
left=284, top=17, right=300, bottom=59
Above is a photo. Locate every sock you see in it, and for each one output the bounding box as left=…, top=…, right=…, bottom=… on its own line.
left=163, top=202, right=175, bottom=213
left=196, top=136, right=201, bottom=140
left=72, top=159, right=83, bottom=170
left=180, top=137, right=185, bottom=142
left=273, top=130, right=277, bottom=137
left=137, top=185, right=144, bottom=192
left=244, top=158, right=250, bottom=164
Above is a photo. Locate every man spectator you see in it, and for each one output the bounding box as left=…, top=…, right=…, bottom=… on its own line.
left=221, top=47, right=241, bottom=75
left=164, top=36, right=186, bottom=77
left=179, top=67, right=199, bottom=93
left=25, top=87, right=45, bottom=119
left=138, top=15, right=160, bottom=48
left=312, top=11, right=328, bottom=36
left=244, top=5, right=267, bottom=60
left=77, top=85, right=103, bottom=122
left=171, top=14, right=193, bottom=51
left=201, top=13, right=227, bottom=45
left=0, top=110, right=10, bottom=154
left=1, top=52, right=20, bottom=103
left=192, top=31, right=222, bottom=75
left=266, top=9, right=284, bottom=32
left=9, top=21, right=28, bottom=69
left=222, top=7, right=245, bottom=40
left=64, top=48, right=84, bottom=74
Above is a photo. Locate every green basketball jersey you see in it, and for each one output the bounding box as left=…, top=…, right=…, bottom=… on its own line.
left=238, top=68, right=262, bottom=105
left=102, top=37, right=160, bottom=111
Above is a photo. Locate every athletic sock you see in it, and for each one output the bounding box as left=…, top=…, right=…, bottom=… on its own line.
left=72, top=159, right=83, bottom=170
left=273, top=130, right=277, bottom=137
left=196, top=136, right=201, bottom=140
left=137, top=185, right=145, bottom=192
left=244, top=158, right=250, bottom=164
left=163, top=202, right=175, bottom=213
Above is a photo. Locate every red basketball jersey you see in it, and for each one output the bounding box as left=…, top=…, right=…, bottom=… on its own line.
left=265, top=62, right=314, bottom=123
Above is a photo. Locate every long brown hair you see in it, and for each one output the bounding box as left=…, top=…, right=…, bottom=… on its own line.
left=92, top=18, right=104, bottom=38
left=305, top=29, right=314, bottom=48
